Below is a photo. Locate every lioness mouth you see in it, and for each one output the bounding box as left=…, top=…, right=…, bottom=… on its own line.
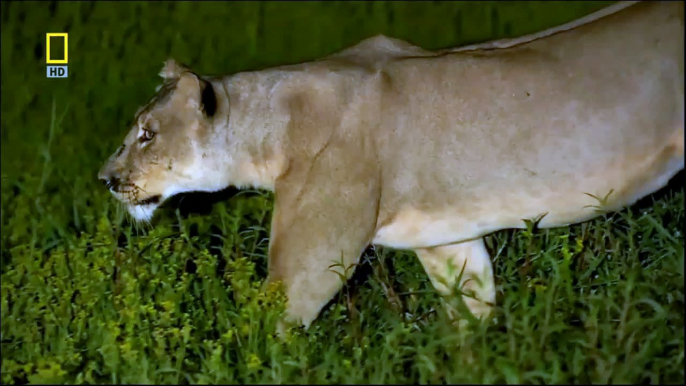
left=137, top=195, right=161, bottom=206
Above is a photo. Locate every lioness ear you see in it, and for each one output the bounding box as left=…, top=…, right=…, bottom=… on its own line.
left=159, top=58, right=191, bottom=80
left=174, top=72, right=202, bottom=109
left=174, top=72, right=217, bottom=118
left=200, top=78, right=217, bottom=117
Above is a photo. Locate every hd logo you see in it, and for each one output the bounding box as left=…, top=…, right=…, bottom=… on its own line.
left=46, top=33, right=68, bottom=78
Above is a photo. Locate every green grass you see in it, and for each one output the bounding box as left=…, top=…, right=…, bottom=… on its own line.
left=1, top=1, right=683, bottom=384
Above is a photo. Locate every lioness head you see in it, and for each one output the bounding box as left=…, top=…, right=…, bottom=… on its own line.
left=98, top=59, right=219, bottom=222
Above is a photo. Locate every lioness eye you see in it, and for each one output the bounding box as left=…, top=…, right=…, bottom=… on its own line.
left=140, top=129, right=155, bottom=142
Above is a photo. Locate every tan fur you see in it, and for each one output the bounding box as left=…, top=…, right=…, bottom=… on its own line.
left=415, top=239, right=495, bottom=321
left=99, top=1, right=684, bottom=330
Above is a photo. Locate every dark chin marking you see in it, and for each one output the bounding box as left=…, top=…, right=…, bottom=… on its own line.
left=138, top=195, right=161, bottom=205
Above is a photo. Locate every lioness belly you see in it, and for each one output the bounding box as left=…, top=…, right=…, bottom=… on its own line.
left=373, top=135, right=684, bottom=250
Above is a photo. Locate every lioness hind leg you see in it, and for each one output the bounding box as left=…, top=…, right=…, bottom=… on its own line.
left=414, top=238, right=495, bottom=324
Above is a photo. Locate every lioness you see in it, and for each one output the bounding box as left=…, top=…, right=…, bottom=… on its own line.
left=99, top=1, right=684, bottom=331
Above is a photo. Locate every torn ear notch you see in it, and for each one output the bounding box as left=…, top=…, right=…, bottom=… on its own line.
left=159, top=58, right=191, bottom=80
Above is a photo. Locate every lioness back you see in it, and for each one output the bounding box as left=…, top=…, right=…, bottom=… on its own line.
left=367, top=1, right=684, bottom=248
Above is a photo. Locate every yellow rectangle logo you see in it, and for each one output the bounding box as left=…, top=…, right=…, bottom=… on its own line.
left=46, top=33, right=68, bottom=64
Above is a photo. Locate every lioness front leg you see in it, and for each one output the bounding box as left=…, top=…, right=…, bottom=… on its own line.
left=266, top=213, right=374, bottom=330
left=265, top=157, right=380, bottom=331
left=414, top=238, right=495, bottom=323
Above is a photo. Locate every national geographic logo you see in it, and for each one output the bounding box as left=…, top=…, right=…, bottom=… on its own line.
left=46, top=33, right=68, bottom=78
